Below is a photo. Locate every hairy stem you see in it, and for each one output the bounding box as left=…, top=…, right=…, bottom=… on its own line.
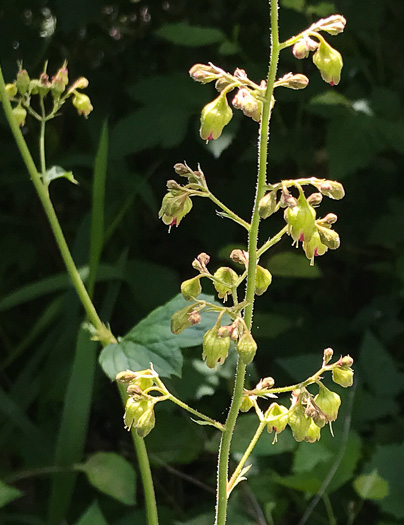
left=214, top=2, right=281, bottom=523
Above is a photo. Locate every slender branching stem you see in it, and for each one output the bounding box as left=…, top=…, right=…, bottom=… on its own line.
left=0, top=64, right=160, bottom=525
left=214, top=2, right=281, bottom=523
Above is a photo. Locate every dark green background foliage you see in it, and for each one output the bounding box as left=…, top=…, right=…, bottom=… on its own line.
left=1, top=0, right=404, bottom=523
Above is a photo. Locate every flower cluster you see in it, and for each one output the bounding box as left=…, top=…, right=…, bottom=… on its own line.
left=1, top=62, right=93, bottom=127
left=242, top=348, right=354, bottom=443
left=291, top=15, right=346, bottom=86
left=116, top=369, right=160, bottom=438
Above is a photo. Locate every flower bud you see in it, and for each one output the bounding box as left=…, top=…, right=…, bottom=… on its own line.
left=16, top=68, right=30, bottom=95
left=68, top=77, right=89, bottom=92
left=258, top=191, right=277, bottom=219
left=52, top=66, right=69, bottom=94
left=292, top=36, right=319, bottom=59
left=286, top=193, right=316, bottom=243
left=230, top=249, right=248, bottom=266
left=38, top=73, right=51, bottom=97
left=200, top=93, right=233, bottom=141
left=315, top=180, right=345, bottom=200
left=323, top=347, right=334, bottom=365
left=189, top=63, right=220, bottom=84
left=232, top=88, right=262, bottom=122
left=236, top=331, right=257, bottom=365
left=288, top=400, right=311, bottom=442
left=171, top=304, right=201, bottom=335
left=314, top=383, right=341, bottom=422
left=312, top=39, right=343, bottom=86
left=174, top=163, right=192, bottom=176
left=275, top=73, right=309, bottom=90
left=240, top=394, right=254, bottom=413
left=317, top=224, right=340, bottom=250
left=4, top=83, right=17, bottom=99
left=302, top=230, right=328, bottom=265
left=307, top=192, right=323, bottom=206
left=266, top=403, right=289, bottom=434
left=255, top=265, right=272, bottom=296
left=202, top=325, right=231, bottom=368
left=304, top=420, right=321, bottom=443
left=12, top=105, right=27, bottom=127
left=123, top=397, right=156, bottom=437
left=192, top=252, right=210, bottom=274
left=213, top=267, right=239, bottom=301
left=318, top=213, right=338, bottom=225
left=316, top=15, right=347, bottom=35
left=332, top=366, right=354, bottom=388
left=257, top=377, right=275, bottom=390
left=181, top=276, right=202, bottom=301
left=72, top=92, right=93, bottom=117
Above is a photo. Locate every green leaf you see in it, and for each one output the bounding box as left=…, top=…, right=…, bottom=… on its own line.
left=353, top=469, right=389, bottom=500
left=327, top=112, right=383, bottom=178
left=146, top=412, right=204, bottom=465
left=280, top=0, right=305, bottom=12
left=44, top=165, right=78, bottom=185
left=99, top=294, right=223, bottom=379
left=155, top=23, right=225, bottom=47
left=75, top=501, right=109, bottom=525
left=78, top=452, right=136, bottom=505
left=267, top=252, right=322, bottom=279
left=310, top=91, right=352, bottom=108
left=0, top=480, right=22, bottom=508
left=230, top=414, right=297, bottom=457
left=367, top=444, right=404, bottom=518
left=359, top=331, right=404, bottom=397
left=307, top=2, right=337, bottom=17
left=279, top=430, right=362, bottom=494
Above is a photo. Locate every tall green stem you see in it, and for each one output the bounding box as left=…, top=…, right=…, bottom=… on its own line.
left=214, top=2, right=281, bottom=524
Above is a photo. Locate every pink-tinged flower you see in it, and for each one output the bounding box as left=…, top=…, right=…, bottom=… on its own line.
left=312, top=39, right=343, bottom=86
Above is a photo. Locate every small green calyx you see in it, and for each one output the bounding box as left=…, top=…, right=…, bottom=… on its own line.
left=171, top=304, right=202, bottom=335
left=312, top=39, right=343, bottom=86
left=4, top=83, right=17, bottom=99
left=16, top=68, right=30, bottom=95
left=159, top=192, right=193, bottom=230
left=181, top=276, right=202, bottom=301
left=265, top=403, right=289, bottom=435
left=314, top=383, right=341, bottom=422
left=255, top=265, right=272, bottom=296
left=72, top=92, right=93, bottom=117
left=287, top=395, right=311, bottom=442
left=236, top=330, right=257, bottom=365
left=213, top=267, right=238, bottom=301
left=123, top=397, right=156, bottom=437
left=240, top=394, right=254, bottom=413
left=303, top=230, right=328, bottom=266
left=12, top=105, right=27, bottom=127
left=202, top=325, right=231, bottom=369
left=258, top=191, right=277, bottom=219
left=305, top=420, right=322, bottom=443
left=332, top=355, right=354, bottom=387
left=200, top=93, right=232, bottom=141
left=285, top=191, right=316, bottom=244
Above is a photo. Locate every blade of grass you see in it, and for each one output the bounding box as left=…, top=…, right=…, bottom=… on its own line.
left=88, top=121, right=108, bottom=299
left=47, top=325, right=98, bottom=525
